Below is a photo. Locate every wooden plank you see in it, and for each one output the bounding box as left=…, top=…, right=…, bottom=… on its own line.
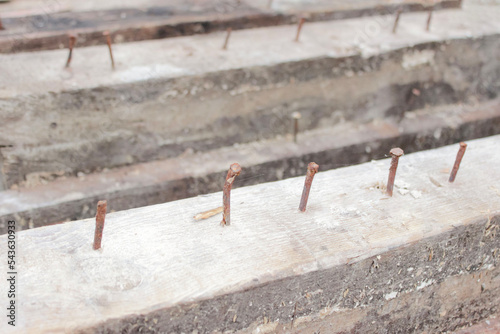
left=0, top=0, right=462, bottom=53
left=1, top=5, right=494, bottom=98
left=1, top=98, right=499, bottom=232
left=0, top=135, right=499, bottom=333
left=1, top=4, right=498, bottom=188
left=454, top=317, right=500, bottom=334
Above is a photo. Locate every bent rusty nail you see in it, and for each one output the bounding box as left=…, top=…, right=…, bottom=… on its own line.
left=295, top=18, right=305, bottom=42
left=221, top=163, right=242, bottom=226
left=449, top=142, right=467, bottom=183
left=65, top=34, right=77, bottom=68
left=392, top=9, right=402, bottom=34
left=222, top=28, right=232, bottom=50
left=103, top=31, right=115, bottom=69
left=386, top=148, right=404, bottom=197
left=299, top=162, right=319, bottom=212
left=93, top=200, right=107, bottom=250
left=426, top=8, right=433, bottom=31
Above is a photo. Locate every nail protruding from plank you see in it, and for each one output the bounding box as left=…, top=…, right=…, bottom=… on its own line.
left=0, top=17, right=5, bottom=30
left=222, top=28, right=232, bottom=50
left=103, top=31, right=115, bottom=69
left=392, top=9, right=402, bottom=34
left=221, top=163, right=242, bottom=226
left=292, top=112, right=301, bottom=143
left=386, top=148, right=404, bottom=197
left=426, top=8, right=433, bottom=31
left=449, top=142, right=467, bottom=183
left=65, top=34, right=77, bottom=68
left=93, top=200, right=107, bottom=250
left=299, top=162, right=319, bottom=212
left=295, top=18, right=305, bottom=42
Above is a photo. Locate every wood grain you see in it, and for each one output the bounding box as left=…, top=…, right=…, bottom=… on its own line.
left=0, top=135, right=499, bottom=333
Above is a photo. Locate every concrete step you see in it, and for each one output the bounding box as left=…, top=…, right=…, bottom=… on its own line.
left=1, top=98, right=499, bottom=233
left=1, top=4, right=499, bottom=189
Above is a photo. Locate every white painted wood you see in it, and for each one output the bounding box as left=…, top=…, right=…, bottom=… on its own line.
left=1, top=135, right=499, bottom=333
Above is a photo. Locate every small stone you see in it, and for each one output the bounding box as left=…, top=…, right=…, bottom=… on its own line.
left=395, top=180, right=410, bottom=189
left=398, top=188, right=410, bottom=195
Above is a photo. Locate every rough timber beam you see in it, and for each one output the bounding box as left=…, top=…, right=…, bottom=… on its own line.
left=0, top=135, right=499, bottom=333
left=1, top=4, right=499, bottom=189
left=1, top=98, right=499, bottom=233
left=0, top=0, right=462, bottom=53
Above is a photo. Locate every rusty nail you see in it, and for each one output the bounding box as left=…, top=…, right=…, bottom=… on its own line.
left=222, top=28, right=232, bottom=50
left=221, top=163, right=242, bottom=226
left=103, top=31, right=115, bottom=69
left=295, top=18, right=305, bottom=42
left=386, top=148, right=404, bottom=197
left=299, top=162, right=319, bottom=212
left=426, top=8, right=433, bottom=31
left=93, top=200, right=107, bottom=250
left=392, top=9, right=402, bottom=34
left=292, top=112, right=301, bottom=143
left=0, top=17, right=5, bottom=30
left=449, top=142, right=467, bottom=183
left=65, top=34, right=77, bottom=68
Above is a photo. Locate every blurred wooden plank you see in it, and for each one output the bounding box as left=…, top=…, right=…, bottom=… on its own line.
left=0, top=3, right=498, bottom=190
left=454, top=317, right=500, bottom=334
left=1, top=99, right=500, bottom=233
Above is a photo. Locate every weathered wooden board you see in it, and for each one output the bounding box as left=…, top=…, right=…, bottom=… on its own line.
left=0, top=0, right=462, bottom=53
left=1, top=4, right=494, bottom=97
left=1, top=4, right=499, bottom=190
left=1, top=98, right=499, bottom=233
left=0, top=135, right=499, bottom=333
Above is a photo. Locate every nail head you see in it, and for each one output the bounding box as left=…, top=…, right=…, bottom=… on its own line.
left=390, top=148, right=404, bottom=157
left=230, top=163, right=242, bottom=174
left=308, top=162, right=319, bottom=173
